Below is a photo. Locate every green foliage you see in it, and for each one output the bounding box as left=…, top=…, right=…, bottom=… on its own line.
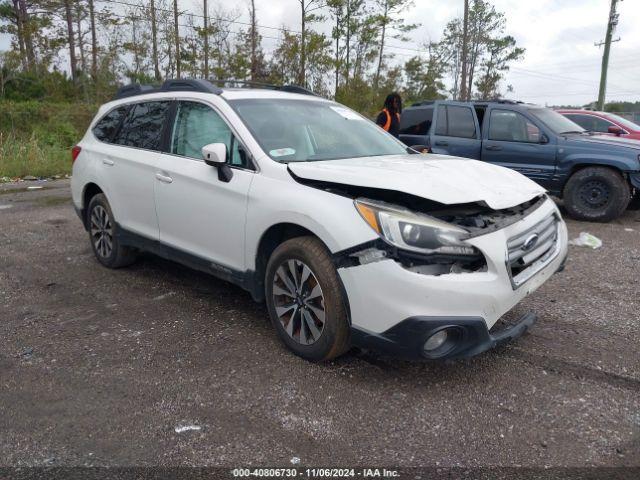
left=403, top=42, right=451, bottom=104
left=0, top=131, right=71, bottom=178
left=439, top=0, right=524, bottom=100
left=0, top=101, right=96, bottom=178
left=0, top=0, right=528, bottom=150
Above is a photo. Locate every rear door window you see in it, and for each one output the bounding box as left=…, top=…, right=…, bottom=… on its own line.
left=92, top=106, right=129, bottom=142
left=434, top=105, right=477, bottom=138
left=399, top=107, right=433, bottom=135
left=447, top=106, right=477, bottom=138
left=113, top=101, right=171, bottom=150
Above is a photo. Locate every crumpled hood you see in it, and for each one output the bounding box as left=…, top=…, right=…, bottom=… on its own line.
left=288, top=154, right=546, bottom=210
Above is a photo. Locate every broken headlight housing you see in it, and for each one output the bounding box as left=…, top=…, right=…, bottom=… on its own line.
left=354, top=198, right=479, bottom=257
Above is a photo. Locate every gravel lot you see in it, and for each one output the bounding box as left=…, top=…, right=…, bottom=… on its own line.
left=0, top=180, right=639, bottom=471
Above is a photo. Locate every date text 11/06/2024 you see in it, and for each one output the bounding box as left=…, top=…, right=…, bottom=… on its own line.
left=231, top=468, right=400, bottom=478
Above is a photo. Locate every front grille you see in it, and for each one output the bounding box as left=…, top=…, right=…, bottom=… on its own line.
left=507, top=213, right=560, bottom=288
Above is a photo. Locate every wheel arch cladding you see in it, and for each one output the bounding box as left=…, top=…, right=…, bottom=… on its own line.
left=561, top=155, right=634, bottom=179
left=82, top=183, right=104, bottom=228
left=252, top=223, right=321, bottom=302
left=563, top=163, right=626, bottom=190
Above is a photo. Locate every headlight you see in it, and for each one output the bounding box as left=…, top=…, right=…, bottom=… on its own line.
left=354, top=198, right=478, bottom=256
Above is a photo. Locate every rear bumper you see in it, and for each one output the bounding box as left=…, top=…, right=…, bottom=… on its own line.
left=351, top=311, right=537, bottom=360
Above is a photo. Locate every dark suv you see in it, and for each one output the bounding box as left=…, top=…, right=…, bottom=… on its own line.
left=399, top=100, right=640, bottom=222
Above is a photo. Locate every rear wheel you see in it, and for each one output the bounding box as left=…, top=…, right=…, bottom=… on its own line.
left=87, top=193, right=137, bottom=268
left=265, top=236, right=350, bottom=362
left=563, top=167, right=630, bottom=222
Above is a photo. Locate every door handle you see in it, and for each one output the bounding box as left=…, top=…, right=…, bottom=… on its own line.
left=485, top=145, right=502, bottom=151
left=102, top=158, right=115, bottom=166
left=155, top=173, right=173, bottom=184
left=435, top=141, right=449, bottom=146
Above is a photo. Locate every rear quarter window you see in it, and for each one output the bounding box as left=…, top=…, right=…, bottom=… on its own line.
left=113, top=101, right=171, bottom=151
left=92, top=106, right=129, bottom=142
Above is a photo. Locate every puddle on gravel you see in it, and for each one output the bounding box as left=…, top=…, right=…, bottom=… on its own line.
left=0, top=186, right=51, bottom=195
left=34, top=196, right=71, bottom=207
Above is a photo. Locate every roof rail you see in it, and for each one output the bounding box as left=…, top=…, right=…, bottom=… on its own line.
left=277, top=85, right=317, bottom=96
left=160, top=78, right=223, bottom=95
left=113, top=78, right=316, bottom=100
left=473, top=98, right=523, bottom=105
left=113, top=78, right=223, bottom=100
left=114, top=84, right=155, bottom=99
left=211, top=79, right=317, bottom=96
left=410, top=100, right=436, bottom=106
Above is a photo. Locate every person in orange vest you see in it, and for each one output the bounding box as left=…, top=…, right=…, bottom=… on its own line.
left=376, top=92, right=402, bottom=138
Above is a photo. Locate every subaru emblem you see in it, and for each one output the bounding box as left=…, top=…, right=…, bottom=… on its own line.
left=522, top=233, right=540, bottom=251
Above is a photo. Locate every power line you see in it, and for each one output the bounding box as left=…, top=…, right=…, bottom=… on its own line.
left=509, top=66, right=629, bottom=92
left=94, top=0, right=296, bottom=33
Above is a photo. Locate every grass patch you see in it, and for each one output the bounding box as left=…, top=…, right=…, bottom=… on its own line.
left=0, top=101, right=96, bottom=179
left=0, top=132, right=71, bottom=178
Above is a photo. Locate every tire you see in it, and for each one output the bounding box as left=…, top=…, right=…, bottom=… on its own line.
left=563, top=167, right=631, bottom=222
left=86, top=193, right=137, bottom=268
left=265, top=236, right=350, bottom=362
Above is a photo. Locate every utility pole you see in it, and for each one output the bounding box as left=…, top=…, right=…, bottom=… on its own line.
left=203, top=0, right=209, bottom=80
left=596, top=0, right=622, bottom=111
left=459, top=0, right=470, bottom=101
left=174, top=0, right=181, bottom=79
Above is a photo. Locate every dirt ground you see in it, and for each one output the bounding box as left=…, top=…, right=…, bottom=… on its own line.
left=0, top=179, right=639, bottom=471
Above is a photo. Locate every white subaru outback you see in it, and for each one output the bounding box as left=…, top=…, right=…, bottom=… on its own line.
left=71, top=79, right=569, bottom=361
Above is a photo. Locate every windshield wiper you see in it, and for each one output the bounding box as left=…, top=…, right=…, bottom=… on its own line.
left=559, top=130, right=586, bottom=135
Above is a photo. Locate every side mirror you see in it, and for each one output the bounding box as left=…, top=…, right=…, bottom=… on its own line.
left=539, top=134, right=550, bottom=144
left=408, top=145, right=430, bottom=154
left=202, top=143, right=227, bottom=166
left=202, top=143, right=233, bottom=182
left=608, top=125, right=624, bottom=136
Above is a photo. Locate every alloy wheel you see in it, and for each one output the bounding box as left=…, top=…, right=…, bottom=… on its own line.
left=90, top=205, right=113, bottom=259
left=272, top=259, right=326, bottom=345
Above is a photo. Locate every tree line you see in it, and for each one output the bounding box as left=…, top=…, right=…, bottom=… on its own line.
left=0, top=0, right=524, bottom=111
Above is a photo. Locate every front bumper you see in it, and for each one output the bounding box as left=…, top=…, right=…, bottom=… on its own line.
left=351, top=311, right=537, bottom=360
left=338, top=198, right=569, bottom=359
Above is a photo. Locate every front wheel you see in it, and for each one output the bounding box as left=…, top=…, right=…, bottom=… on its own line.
left=563, top=167, right=631, bottom=222
left=265, top=236, right=350, bottom=362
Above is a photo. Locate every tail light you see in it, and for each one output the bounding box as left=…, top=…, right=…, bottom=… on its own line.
left=71, top=145, right=81, bottom=163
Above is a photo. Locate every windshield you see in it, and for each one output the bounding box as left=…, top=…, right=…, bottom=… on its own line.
left=606, top=113, right=640, bottom=131
left=529, top=108, right=585, bottom=134
left=228, top=98, right=408, bottom=162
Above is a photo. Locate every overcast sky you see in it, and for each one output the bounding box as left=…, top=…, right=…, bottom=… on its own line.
left=1, top=0, right=638, bottom=106
left=252, top=0, right=640, bottom=106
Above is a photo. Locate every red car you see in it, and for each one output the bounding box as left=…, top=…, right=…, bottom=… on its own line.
left=558, top=109, right=640, bottom=141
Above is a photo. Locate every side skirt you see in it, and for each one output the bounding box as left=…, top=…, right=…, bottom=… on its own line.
left=116, top=225, right=261, bottom=301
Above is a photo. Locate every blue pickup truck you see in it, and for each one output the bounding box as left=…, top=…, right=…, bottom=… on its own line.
left=399, top=100, right=640, bottom=222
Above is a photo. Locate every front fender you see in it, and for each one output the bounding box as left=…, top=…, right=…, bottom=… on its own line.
left=244, top=175, right=378, bottom=272
left=558, top=152, right=639, bottom=174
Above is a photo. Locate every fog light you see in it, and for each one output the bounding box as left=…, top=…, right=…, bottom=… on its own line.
left=423, top=330, right=448, bottom=351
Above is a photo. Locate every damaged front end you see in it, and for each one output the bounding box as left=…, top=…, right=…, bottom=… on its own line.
left=317, top=180, right=547, bottom=276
